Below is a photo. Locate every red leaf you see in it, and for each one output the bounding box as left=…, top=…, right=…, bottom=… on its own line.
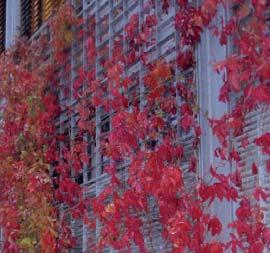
left=79, top=152, right=89, bottom=165
left=262, top=228, right=270, bottom=244
left=219, top=83, right=230, bottom=103
left=189, top=205, right=203, bottom=220
left=208, top=217, right=222, bottom=236
left=249, top=241, right=264, bottom=253
left=250, top=84, right=270, bottom=105
left=236, top=198, right=252, bottom=221
left=220, top=31, right=227, bottom=45
left=181, top=113, right=194, bottom=132
left=162, top=0, right=170, bottom=13
left=189, top=155, right=197, bottom=173
left=253, top=187, right=268, bottom=201
left=204, top=242, right=224, bottom=253
left=241, top=136, right=249, bottom=148
left=177, top=51, right=195, bottom=70
left=230, top=148, right=240, bottom=162
left=252, top=162, right=258, bottom=175
left=267, top=159, right=270, bottom=173
left=255, top=133, right=270, bottom=155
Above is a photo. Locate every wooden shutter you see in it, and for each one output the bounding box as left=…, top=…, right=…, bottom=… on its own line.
left=21, top=0, right=63, bottom=37
left=21, top=0, right=42, bottom=36
left=31, top=0, right=42, bottom=34
left=42, top=0, right=53, bottom=21
left=0, top=0, right=5, bottom=53
left=43, top=0, right=63, bottom=21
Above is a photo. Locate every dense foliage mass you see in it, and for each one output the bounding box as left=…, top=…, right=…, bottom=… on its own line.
left=0, top=0, right=270, bottom=252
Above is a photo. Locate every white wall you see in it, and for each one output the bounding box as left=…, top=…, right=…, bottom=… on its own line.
left=197, top=4, right=235, bottom=242
left=5, top=0, right=20, bottom=48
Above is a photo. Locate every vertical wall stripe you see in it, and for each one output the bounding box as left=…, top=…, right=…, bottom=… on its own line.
left=5, top=0, right=20, bottom=48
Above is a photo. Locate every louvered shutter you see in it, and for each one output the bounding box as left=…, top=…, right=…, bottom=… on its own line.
left=234, top=102, right=260, bottom=198
left=79, top=0, right=197, bottom=252
left=0, top=0, right=5, bottom=53
left=233, top=101, right=270, bottom=224
left=0, top=227, right=3, bottom=250
left=73, top=0, right=198, bottom=251
left=31, top=0, right=42, bottom=33
left=259, top=109, right=270, bottom=225
left=33, top=0, right=64, bottom=33
left=21, top=0, right=63, bottom=38
left=231, top=2, right=270, bottom=226
left=69, top=4, right=85, bottom=251
left=20, top=0, right=32, bottom=37
left=20, top=0, right=42, bottom=37
left=143, top=1, right=197, bottom=251
left=42, top=0, right=52, bottom=21
left=71, top=217, right=83, bottom=253
left=43, top=0, right=63, bottom=21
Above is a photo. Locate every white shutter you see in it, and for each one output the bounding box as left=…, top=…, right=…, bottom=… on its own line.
left=230, top=1, right=270, bottom=227
left=20, top=0, right=206, bottom=251
left=234, top=106, right=259, bottom=198
left=257, top=107, right=270, bottom=225
left=70, top=2, right=84, bottom=252
left=71, top=218, right=83, bottom=253
left=0, top=227, right=3, bottom=251
left=232, top=100, right=270, bottom=227
left=80, top=0, right=198, bottom=252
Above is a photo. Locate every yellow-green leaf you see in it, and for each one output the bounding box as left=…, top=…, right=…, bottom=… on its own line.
left=20, top=237, right=32, bottom=248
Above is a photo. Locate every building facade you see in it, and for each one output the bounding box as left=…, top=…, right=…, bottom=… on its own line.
left=1, top=0, right=270, bottom=252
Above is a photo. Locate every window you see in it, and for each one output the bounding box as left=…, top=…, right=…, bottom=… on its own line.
left=43, top=0, right=63, bottom=21
left=20, top=0, right=63, bottom=37
left=0, top=0, right=6, bottom=53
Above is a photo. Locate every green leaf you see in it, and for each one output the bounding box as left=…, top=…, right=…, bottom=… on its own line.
left=20, top=237, right=32, bottom=248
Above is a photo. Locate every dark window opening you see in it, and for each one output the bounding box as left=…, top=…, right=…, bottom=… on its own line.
left=0, top=0, right=6, bottom=53
left=20, top=0, right=63, bottom=38
left=87, top=134, right=95, bottom=181
left=75, top=172, right=83, bottom=184
left=52, top=168, right=59, bottom=189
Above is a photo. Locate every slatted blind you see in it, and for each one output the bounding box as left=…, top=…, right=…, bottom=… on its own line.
left=77, top=0, right=197, bottom=252
left=231, top=2, right=270, bottom=225
left=20, top=0, right=32, bottom=37
left=0, top=0, right=5, bottom=53
left=42, top=0, right=51, bottom=20
left=43, top=0, right=63, bottom=21
left=20, top=0, right=63, bottom=37
left=0, top=227, right=3, bottom=250
left=234, top=103, right=270, bottom=224
left=31, top=0, right=42, bottom=33
left=234, top=106, right=260, bottom=198
left=259, top=109, right=270, bottom=225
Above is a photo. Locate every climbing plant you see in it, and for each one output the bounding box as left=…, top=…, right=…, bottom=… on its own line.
left=0, top=1, right=270, bottom=253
